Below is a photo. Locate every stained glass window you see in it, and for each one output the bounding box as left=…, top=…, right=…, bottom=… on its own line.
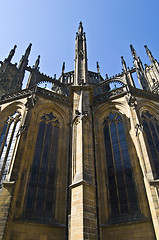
left=141, top=111, right=159, bottom=179
left=103, top=112, right=139, bottom=218
left=24, top=112, right=60, bottom=221
left=0, top=112, right=21, bottom=191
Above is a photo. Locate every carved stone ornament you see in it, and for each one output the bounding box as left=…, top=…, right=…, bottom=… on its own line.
left=16, top=125, right=27, bottom=137
left=72, top=110, right=88, bottom=126
left=79, top=50, right=84, bottom=59
left=135, top=123, right=143, bottom=136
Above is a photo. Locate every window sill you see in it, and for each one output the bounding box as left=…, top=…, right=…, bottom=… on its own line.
left=100, top=213, right=150, bottom=227
left=149, top=179, right=159, bottom=187
left=13, top=217, right=65, bottom=228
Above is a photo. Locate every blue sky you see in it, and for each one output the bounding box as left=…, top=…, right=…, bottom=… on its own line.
left=0, top=0, right=159, bottom=88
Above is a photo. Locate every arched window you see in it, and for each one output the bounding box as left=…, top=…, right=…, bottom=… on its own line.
left=103, top=112, right=139, bottom=218
left=141, top=111, right=159, bottom=179
left=0, top=112, right=21, bottom=190
left=24, top=112, right=60, bottom=221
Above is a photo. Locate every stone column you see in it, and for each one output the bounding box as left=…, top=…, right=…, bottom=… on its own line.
left=70, top=86, right=98, bottom=240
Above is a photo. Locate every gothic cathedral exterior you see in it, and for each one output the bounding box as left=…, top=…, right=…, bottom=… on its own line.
left=0, top=22, right=159, bottom=240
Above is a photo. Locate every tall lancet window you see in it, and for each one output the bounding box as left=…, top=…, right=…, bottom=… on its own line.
left=0, top=112, right=21, bottom=190
left=103, top=112, right=139, bottom=218
left=24, top=112, right=60, bottom=221
left=141, top=111, right=159, bottom=179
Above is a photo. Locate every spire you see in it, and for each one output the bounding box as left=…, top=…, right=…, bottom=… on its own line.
left=74, top=22, right=88, bottom=85
left=96, top=61, right=100, bottom=74
left=144, top=45, right=155, bottom=64
left=18, top=43, right=32, bottom=70
left=5, top=45, right=17, bottom=62
left=130, top=45, right=138, bottom=60
left=121, top=56, right=135, bottom=87
left=25, top=43, right=32, bottom=59
left=130, top=44, right=144, bottom=72
left=121, top=56, right=127, bottom=72
left=34, top=55, right=40, bottom=69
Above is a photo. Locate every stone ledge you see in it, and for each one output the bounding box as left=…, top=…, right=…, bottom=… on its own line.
left=2, top=181, right=15, bottom=192
left=100, top=215, right=150, bottom=227
left=149, top=179, right=159, bottom=187
left=70, top=180, right=96, bottom=189
left=12, top=218, right=66, bottom=228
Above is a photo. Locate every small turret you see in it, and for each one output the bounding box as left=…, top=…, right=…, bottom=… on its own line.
left=5, top=45, right=17, bottom=63
left=97, top=61, right=100, bottom=74
left=130, top=45, right=138, bottom=60
left=121, top=56, right=135, bottom=87
left=130, top=45, right=150, bottom=91
left=26, top=55, right=41, bottom=88
left=144, top=45, right=155, bottom=64
left=144, top=45, right=159, bottom=92
left=121, top=56, right=127, bottom=72
left=62, top=62, right=65, bottom=75
left=34, top=55, right=40, bottom=70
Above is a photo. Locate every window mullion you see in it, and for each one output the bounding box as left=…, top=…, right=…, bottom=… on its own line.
left=0, top=119, right=17, bottom=182
left=153, top=122, right=159, bottom=142
left=7, top=120, right=20, bottom=175
left=0, top=121, right=12, bottom=163
left=109, top=122, right=121, bottom=215
left=33, top=121, right=47, bottom=213
left=115, top=120, right=130, bottom=214
left=147, top=120, right=159, bottom=162
left=149, top=120, right=159, bottom=156
left=43, top=122, right=54, bottom=214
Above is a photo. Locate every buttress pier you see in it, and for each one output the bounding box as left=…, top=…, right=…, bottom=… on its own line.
left=0, top=22, right=159, bottom=240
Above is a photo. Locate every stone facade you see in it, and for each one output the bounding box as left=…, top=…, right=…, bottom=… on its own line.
left=0, top=22, right=159, bottom=240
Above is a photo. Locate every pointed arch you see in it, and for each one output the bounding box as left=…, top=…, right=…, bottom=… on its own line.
left=140, top=109, right=159, bottom=179
left=23, top=110, right=61, bottom=221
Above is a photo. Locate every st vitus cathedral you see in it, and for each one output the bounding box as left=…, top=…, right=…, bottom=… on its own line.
left=0, top=22, right=159, bottom=240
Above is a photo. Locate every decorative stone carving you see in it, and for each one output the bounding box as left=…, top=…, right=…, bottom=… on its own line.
left=135, top=123, right=143, bottom=136
left=125, top=93, right=137, bottom=108
left=16, top=125, right=27, bottom=137
left=79, top=50, right=84, bottom=59
left=25, top=93, right=36, bottom=108
left=72, top=109, right=88, bottom=126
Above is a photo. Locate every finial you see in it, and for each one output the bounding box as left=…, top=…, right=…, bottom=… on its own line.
left=78, top=21, right=83, bottom=37
left=144, top=45, right=155, bottom=63
left=5, top=45, right=17, bottom=62
left=62, top=62, right=65, bottom=74
left=34, top=55, right=40, bottom=69
left=79, top=21, right=83, bottom=29
left=130, top=45, right=138, bottom=60
left=96, top=61, right=100, bottom=74
left=121, top=56, right=127, bottom=72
